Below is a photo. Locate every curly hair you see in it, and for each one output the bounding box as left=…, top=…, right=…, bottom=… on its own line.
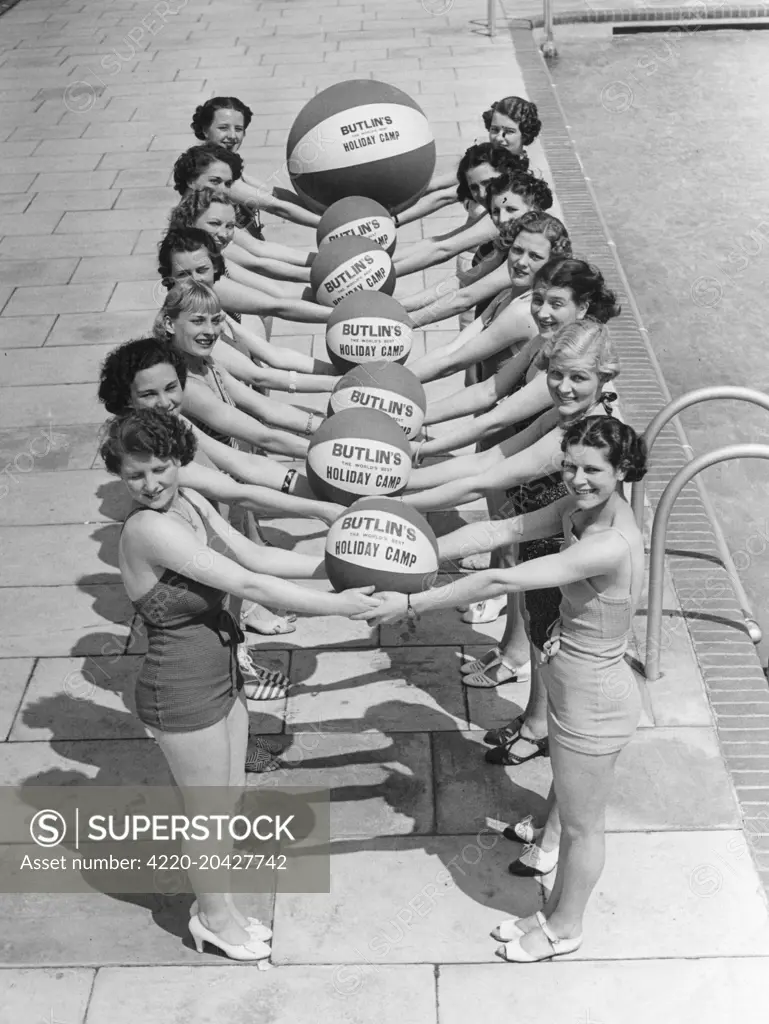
left=168, top=186, right=235, bottom=234
left=153, top=279, right=222, bottom=343
left=482, top=96, right=542, bottom=146
left=485, top=170, right=553, bottom=213
left=501, top=210, right=571, bottom=258
left=157, top=228, right=225, bottom=286
left=98, top=338, right=188, bottom=416
left=100, top=409, right=197, bottom=476
left=562, top=415, right=647, bottom=483
left=191, top=96, right=253, bottom=140
left=535, top=320, right=620, bottom=381
left=172, top=143, right=243, bottom=197
left=533, top=257, right=620, bottom=324
left=455, top=142, right=530, bottom=204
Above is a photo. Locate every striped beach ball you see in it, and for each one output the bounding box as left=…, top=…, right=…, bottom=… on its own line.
left=287, top=79, right=436, bottom=214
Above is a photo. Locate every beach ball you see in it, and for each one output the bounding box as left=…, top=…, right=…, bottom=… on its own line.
left=310, top=236, right=395, bottom=308
left=317, top=197, right=397, bottom=257
left=287, top=79, right=436, bottom=214
left=325, top=496, right=439, bottom=594
left=305, top=408, right=411, bottom=506
left=329, top=361, right=426, bottom=440
left=325, top=291, right=413, bottom=371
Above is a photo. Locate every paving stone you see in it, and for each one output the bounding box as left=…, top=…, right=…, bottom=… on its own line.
left=9, top=655, right=146, bottom=742
left=0, top=231, right=137, bottom=259
left=70, top=254, right=158, bottom=283
left=0, top=423, right=98, bottom=475
left=0, top=584, right=134, bottom=658
left=106, top=279, right=163, bottom=311
left=86, top=965, right=436, bottom=1024
left=0, top=383, right=103, bottom=426
left=272, top=836, right=541, bottom=964
left=46, top=310, right=151, bottom=345
left=380, top=607, right=505, bottom=648
left=0, top=659, right=33, bottom=742
left=0, top=889, right=274, bottom=967
left=438, top=958, right=769, bottom=1024
left=0, top=968, right=94, bottom=1024
left=0, top=344, right=114, bottom=386
left=0, top=257, right=78, bottom=286
left=259, top=731, right=433, bottom=837
left=5, top=283, right=114, bottom=316
left=286, top=647, right=468, bottom=733
left=0, top=523, right=119, bottom=586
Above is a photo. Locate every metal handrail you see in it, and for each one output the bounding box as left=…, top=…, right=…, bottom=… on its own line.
left=645, top=444, right=769, bottom=681
left=541, top=0, right=557, bottom=57
left=632, top=387, right=769, bottom=645
left=488, top=0, right=496, bottom=36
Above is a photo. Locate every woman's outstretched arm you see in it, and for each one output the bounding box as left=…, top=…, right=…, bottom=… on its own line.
left=422, top=374, right=551, bottom=457
left=123, top=501, right=378, bottom=618
left=438, top=497, right=570, bottom=562
left=403, top=426, right=560, bottom=512
left=409, top=296, right=536, bottom=383
left=230, top=175, right=321, bottom=229
left=393, top=215, right=498, bottom=277
left=394, top=187, right=458, bottom=227
left=226, top=237, right=312, bottom=283
left=221, top=369, right=324, bottom=436
left=226, top=318, right=339, bottom=378
left=363, top=531, right=628, bottom=624
left=215, top=275, right=330, bottom=323
left=182, top=380, right=309, bottom=458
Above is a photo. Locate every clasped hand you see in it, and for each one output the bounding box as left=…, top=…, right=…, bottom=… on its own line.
left=349, top=591, right=409, bottom=625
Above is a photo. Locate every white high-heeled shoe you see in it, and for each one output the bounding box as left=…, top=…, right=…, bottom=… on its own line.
left=496, top=912, right=582, bottom=962
left=189, top=914, right=271, bottom=961
left=189, top=901, right=272, bottom=942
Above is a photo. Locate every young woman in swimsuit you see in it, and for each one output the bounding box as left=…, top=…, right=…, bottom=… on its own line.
left=190, top=95, right=320, bottom=229
left=155, top=280, right=322, bottom=457
left=168, top=188, right=330, bottom=325
left=405, top=323, right=622, bottom=777
left=363, top=414, right=646, bottom=962
left=157, top=228, right=339, bottom=394
left=105, top=408, right=378, bottom=962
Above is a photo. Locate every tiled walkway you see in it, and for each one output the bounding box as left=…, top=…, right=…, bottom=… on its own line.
left=0, top=0, right=768, bottom=1021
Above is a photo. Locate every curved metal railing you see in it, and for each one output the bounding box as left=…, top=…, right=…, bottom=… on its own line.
left=645, top=445, right=769, bottom=681
left=632, top=387, right=769, bottom=650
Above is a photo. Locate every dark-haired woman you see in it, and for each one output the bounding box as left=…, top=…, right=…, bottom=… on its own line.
left=157, top=228, right=339, bottom=394
left=364, top=415, right=647, bottom=962
left=173, top=144, right=314, bottom=284
left=403, top=171, right=554, bottom=328
left=393, top=143, right=529, bottom=280
left=190, top=95, right=320, bottom=229
left=105, top=409, right=378, bottom=961
left=168, top=188, right=330, bottom=325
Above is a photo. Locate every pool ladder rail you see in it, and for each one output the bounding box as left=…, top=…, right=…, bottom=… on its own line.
left=633, top=387, right=769, bottom=681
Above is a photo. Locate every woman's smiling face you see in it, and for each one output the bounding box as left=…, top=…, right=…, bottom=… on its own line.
left=188, top=160, right=234, bottom=192
left=120, top=452, right=178, bottom=511
left=203, top=107, right=246, bottom=152
left=130, top=363, right=184, bottom=416
left=546, top=354, right=601, bottom=419
left=165, top=303, right=226, bottom=360
left=530, top=285, right=587, bottom=340
left=169, top=248, right=217, bottom=286
left=562, top=442, right=623, bottom=509
left=194, top=201, right=236, bottom=251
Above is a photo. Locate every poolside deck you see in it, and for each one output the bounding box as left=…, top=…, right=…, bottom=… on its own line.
left=0, top=0, right=768, bottom=1021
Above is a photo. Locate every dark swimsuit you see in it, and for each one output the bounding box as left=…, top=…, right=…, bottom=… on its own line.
left=123, top=493, right=244, bottom=733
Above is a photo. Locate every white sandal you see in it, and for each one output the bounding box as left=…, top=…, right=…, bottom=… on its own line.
left=496, top=911, right=582, bottom=962
left=460, top=649, right=531, bottom=688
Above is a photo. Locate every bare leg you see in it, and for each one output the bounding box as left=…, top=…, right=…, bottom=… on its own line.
left=150, top=696, right=250, bottom=946
left=517, top=742, right=620, bottom=954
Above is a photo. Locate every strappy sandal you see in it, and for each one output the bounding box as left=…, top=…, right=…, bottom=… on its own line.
left=483, top=715, right=524, bottom=746
left=460, top=596, right=506, bottom=624
left=485, top=730, right=549, bottom=766
left=241, top=604, right=297, bottom=636
left=461, top=649, right=530, bottom=681
left=496, top=912, right=582, bottom=962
